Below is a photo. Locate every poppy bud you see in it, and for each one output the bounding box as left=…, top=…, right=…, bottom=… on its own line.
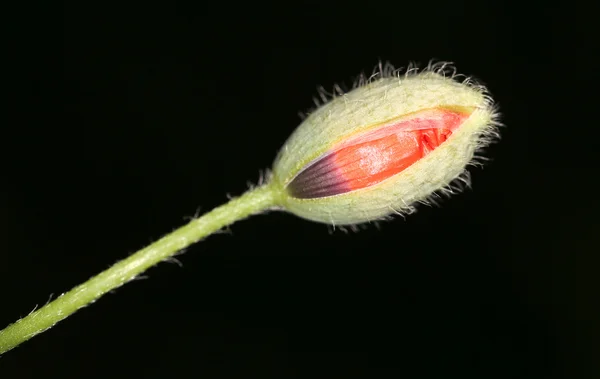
left=272, top=63, right=500, bottom=226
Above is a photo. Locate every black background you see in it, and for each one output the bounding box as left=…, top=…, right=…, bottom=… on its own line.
left=2, top=2, right=598, bottom=378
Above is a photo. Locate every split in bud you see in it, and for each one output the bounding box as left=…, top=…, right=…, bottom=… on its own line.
left=271, top=62, right=501, bottom=226
left=287, top=107, right=472, bottom=199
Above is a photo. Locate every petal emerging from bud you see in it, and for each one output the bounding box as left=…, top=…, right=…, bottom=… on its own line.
left=272, top=64, right=500, bottom=225
left=287, top=108, right=470, bottom=199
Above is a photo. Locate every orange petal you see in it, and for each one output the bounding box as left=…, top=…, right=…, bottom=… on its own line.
left=288, top=108, right=470, bottom=199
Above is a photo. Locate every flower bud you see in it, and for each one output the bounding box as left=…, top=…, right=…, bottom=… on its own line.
left=272, top=63, right=500, bottom=226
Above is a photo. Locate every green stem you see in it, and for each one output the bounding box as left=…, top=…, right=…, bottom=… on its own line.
left=0, top=184, right=280, bottom=354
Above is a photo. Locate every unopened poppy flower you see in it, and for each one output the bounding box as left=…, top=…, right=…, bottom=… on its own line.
left=272, top=63, right=500, bottom=225
left=0, top=62, right=501, bottom=354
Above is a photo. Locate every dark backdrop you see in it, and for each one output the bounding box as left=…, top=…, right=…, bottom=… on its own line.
left=2, top=2, right=598, bottom=378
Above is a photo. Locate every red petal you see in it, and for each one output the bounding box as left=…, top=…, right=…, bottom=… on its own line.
left=288, top=108, right=470, bottom=199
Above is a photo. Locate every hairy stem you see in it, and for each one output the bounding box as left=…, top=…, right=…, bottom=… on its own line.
left=0, top=184, right=280, bottom=354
